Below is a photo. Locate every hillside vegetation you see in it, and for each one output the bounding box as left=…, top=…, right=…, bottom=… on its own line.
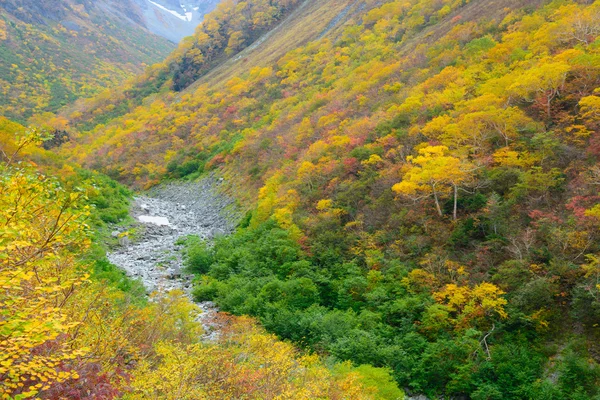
left=0, top=1, right=406, bottom=397
left=0, top=0, right=174, bottom=122
left=61, top=0, right=321, bottom=132
left=2, top=0, right=600, bottom=397
left=57, top=0, right=600, bottom=397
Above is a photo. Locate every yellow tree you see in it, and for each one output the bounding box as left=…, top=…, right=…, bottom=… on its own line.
left=0, top=139, right=91, bottom=398
left=393, top=145, right=475, bottom=220
left=580, top=254, right=600, bottom=302
left=433, top=282, right=508, bottom=329
left=579, top=94, right=600, bottom=127
left=554, top=3, right=600, bottom=46
left=0, top=20, right=6, bottom=41
left=126, top=316, right=386, bottom=399
left=508, top=61, right=571, bottom=118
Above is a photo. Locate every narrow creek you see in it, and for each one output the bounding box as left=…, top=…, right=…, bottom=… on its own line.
left=107, top=176, right=240, bottom=340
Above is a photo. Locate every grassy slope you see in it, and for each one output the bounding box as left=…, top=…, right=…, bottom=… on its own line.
left=185, top=0, right=548, bottom=93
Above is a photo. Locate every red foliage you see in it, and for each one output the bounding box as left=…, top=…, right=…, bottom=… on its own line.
left=528, top=209, right=563, bottom=226
left=587, top=133, right=600, bottom=158
left=206, top=153, right=225, bottom=169
left=565, top=195, right=600, bottom=222
left=342, top=157, right=360, bottom=175
left=41, top=355, right=128, bottom=400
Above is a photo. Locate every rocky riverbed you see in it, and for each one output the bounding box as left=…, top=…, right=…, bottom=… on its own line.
left=107, top=175, right=240, bottom=340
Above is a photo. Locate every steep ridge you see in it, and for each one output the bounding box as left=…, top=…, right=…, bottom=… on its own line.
left=193, top=0, right=360, bottom=89
left=62, top=0, right=554, bottom=186
left=60, top=0, right=345, bottom=131
left=57, top=0, right=600, bottom=398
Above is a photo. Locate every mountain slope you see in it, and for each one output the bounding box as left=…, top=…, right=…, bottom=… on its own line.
left=59, top=0, right=600, bottom=398
left=61, top=0, right=313, bottom=131
left=0, top=0, right=175, bottom=122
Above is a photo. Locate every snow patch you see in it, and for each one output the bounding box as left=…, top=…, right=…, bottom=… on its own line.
left=147, top=0, right=192, bottom=21
left=138, top=215, right=172, bottom=226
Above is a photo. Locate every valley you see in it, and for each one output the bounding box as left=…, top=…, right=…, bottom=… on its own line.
left=2, top=0, right=600, bottom=398
left=107, top=177, right=238, bottom=294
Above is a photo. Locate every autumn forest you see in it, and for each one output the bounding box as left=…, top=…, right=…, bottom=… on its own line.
left=2, top=0, right=600, bottom=398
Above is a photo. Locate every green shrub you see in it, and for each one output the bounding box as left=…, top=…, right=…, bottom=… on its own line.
left=184, top=238, right=214, bottom=274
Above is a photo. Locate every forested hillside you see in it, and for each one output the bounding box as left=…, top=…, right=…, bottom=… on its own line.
left=57, top=0, right=600, bottom=398
left=61, top=0, right=313, bottom=132
left=3, top=0, right=600, bottom=397
left=0, top=0, right=175, bottom=122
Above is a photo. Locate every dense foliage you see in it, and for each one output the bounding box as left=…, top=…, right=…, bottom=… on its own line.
left=1, top=0, right=599, bottom=397
left=169, top=0, right=303, bottom=91
left=185, top=216, right=600, bottom=398
left=58, top=0, right=600, bottom=397
left=62, top=0, right=305, bottom=132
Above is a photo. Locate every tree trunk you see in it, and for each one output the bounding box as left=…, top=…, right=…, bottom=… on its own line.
left=453, top=184, right=458, bottom=221
left=432, top=185, right=443, bottom=217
